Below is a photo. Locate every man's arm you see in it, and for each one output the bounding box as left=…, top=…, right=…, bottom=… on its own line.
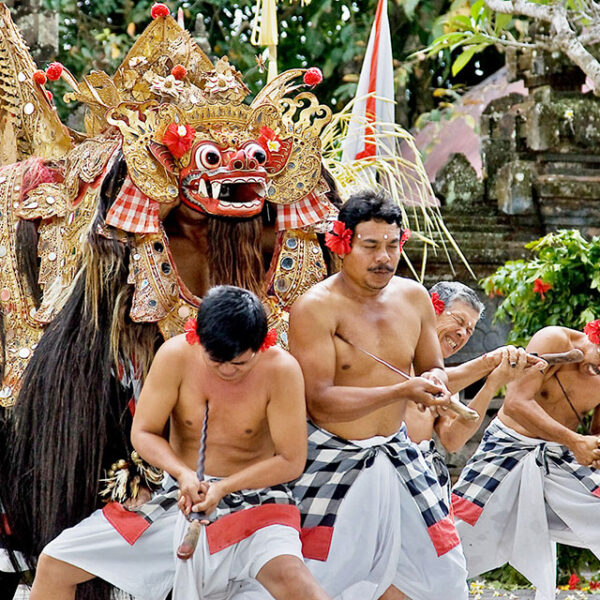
left=502, top=328, right=600, bottom=467
left=288, top=293, right=448, bottom=424
left=192, top=352, right=308, bottom=514
left=436, top=349, right=533, bottom=452
left=130, top=339, right=204, bottom=512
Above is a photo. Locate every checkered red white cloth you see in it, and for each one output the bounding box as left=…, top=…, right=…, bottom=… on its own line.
left=105, top=175, right=160, bottom=234
left=275, top=191, right=335, bottom=231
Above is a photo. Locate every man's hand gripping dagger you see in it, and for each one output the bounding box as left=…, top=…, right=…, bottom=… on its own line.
left=177, top=403, right=210, bottom=560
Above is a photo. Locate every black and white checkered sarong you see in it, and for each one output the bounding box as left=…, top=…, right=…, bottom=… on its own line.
left=453, top=418, right=600, bottom=513
left=293, top=422, right=452, bottom=531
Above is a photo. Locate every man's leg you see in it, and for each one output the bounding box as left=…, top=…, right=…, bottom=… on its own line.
left=29, top=554, right=94, bottom=600
left=379, top=586, right=405, bottom=599
left=256, top=554, right=330, bottom=600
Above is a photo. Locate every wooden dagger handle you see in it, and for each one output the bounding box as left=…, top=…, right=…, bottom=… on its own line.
left=176, top=519, right=202, bottom=561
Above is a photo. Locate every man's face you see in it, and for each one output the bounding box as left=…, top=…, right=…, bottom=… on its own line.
left=341, top=220, right=401, bottom=291
left=204, top=348, right=258, bottom=381
left=579, top=340, right=600, bottom=376
left=435, top=300, right=480, bottom=359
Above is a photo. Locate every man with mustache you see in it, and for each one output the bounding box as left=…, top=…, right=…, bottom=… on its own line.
left=453, top=324, right=600, bottom=599
left=287, top=190, right=469, bottom=600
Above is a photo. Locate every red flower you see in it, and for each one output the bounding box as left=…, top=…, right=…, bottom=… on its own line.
left=303, top=67, right=323, bottom=87
left=400, top=228, right=411, bottom=250
left=46, top=90, right=53, bottom=102
left=171, top=65, right=187, bottom=80
left=257, top=126, right=281, bottom=154
left=590, top=580, right=600, bottom=590
left=584, top=319, right=600, bottom=345
left=431, top=292, right=445, bottom=315
left=151, top=3, right=170, bottom=18
left=259, top=329, right=277, bottom=352
left=184, top=317, right=200, bottom=345
left=33, top=70, right=47, bottom=85
left=325, top=220, right=353, bottom=256
left=532, top=278, right=552, bottom=300
left=45, top=62, right=64, bottom=81
left=568, top=573, right=580, bottom=590
left=162, top=123, right=196, bottom=159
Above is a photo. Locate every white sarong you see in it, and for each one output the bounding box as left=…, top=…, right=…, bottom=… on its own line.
left=298, top=429, right=468, bottom=600
left=453, top=418, right=600, bottom=600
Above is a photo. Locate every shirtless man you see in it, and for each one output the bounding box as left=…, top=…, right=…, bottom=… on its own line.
left=453, top=324, right=600, bottom=600
left=405, top=281, right=543, bottom=495
left=287, top=190, right=469, bottom=600
left=30, top=286, right=329, bottom=600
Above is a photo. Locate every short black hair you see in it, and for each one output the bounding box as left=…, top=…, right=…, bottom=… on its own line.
left=338, top=189, right=403, bottom=233
left=196, top=285, right=267, bottom=362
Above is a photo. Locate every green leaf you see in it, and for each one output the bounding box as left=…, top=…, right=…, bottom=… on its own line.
left=451, top=46, right=477, bottom=76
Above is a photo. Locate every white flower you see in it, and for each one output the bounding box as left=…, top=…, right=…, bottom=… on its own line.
left=564, top=109, right=574, bottom=120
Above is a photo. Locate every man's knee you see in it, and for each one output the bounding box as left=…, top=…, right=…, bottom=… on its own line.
left=257, top=555, right=327, bottom=599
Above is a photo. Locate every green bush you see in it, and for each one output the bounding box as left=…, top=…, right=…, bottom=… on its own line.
left=481, top=229, right=600, bottom=346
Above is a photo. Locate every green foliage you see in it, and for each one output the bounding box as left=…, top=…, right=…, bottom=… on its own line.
left=20, top=0, right=483, bottom=127
left=481, top=230, right=600, bottom=346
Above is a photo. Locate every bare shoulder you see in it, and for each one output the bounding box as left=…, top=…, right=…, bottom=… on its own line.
left=262, top=346, right=303, bottom=379
left=290, top=275, right=339, bottom=326
left=151, top=334, right=190, bottom=373
left=526, top=326, right=573, bottom=354
left=386, top=276, right=430, bottom=307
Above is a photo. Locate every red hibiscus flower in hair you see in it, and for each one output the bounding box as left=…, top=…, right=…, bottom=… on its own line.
left=400, top=228, right=411, bottom=250
left=431, top=292, right=445, bottom=315
left=325, top=220, right=353, bottom=256
left=584, top=319, right=600, bottom=344
left=163, top=123, right=196, bottom=159
left=260, top=329, right=277, bottom=352
left=184, top=317, right=200, bottom=345
left=532, top=278, right=552, bottom=300
left=45, top=62, right=64, bottom=81
left=151, top=3, right=170, bottom=18
left=303, top=67, right=323, bottom=87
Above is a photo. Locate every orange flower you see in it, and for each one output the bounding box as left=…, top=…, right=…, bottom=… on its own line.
left=325, top=220, right=353, bottom=256
left=259, top=329, right=277, bottom=352
left=184, top=317, right=200, bottom=345
left=400, top=228, right=411, bottom=251
left=584, top=319, right=600, bottom=344
left=171, top=65, right=187, bottom=80
left=33, top=70, right=47, bottom=85
left=431, top=292, right=445, bottom=315
left=532, top=278, right=552, bottom=300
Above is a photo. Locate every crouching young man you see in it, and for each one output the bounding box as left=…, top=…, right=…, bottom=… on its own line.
left=31, top=286, right=329, bottom=600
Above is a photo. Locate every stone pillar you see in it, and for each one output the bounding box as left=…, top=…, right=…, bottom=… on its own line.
left=7, top=0, right=58, bottom=64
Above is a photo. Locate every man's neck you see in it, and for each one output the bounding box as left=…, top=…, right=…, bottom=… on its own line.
left=338, top=270, right=389, bottom=302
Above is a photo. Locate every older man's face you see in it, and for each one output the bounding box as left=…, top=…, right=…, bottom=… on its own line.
left=435, top=300, right=480, bottom=359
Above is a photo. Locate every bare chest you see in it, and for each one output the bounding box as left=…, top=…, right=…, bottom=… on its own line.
left=538, top=370, right=600, bottom=424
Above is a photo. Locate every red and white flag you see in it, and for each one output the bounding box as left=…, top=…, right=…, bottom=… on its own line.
left=341, top=0, right=395, bottom=163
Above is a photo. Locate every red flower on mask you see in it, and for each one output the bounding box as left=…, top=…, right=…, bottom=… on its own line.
left=163, top=123, right=195, bottom=159
left=303, top=67, right=323, bottom=87
left=184, top=317, right=200, bottom=345
left=151, top=3, right=170, bottom=18
left=260, top=329, right=277, bottom=352
left=431, top=292, right=445, bottom=315
left=257, top=126, right=281, bottom=154
left=45, top=62, right=64, bottom=81
left=325, top=220, right=353, bottom=256
left=33, top=70, right=47, bottom=85
left=171, top=65, right=187, bottom=80
left=532, top=278, right=552, bottom=300
left=584, top=320, right=600, bottom=345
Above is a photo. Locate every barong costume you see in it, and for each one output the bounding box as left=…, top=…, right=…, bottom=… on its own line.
left=43, top=477, right=301, bottom=600
left=293, top=422, right=468, bottom=600
left=452, top=417, right=600, bottom=600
